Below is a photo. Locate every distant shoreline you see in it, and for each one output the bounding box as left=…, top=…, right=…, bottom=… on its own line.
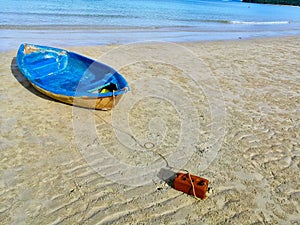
left=242, top=0, right=300, bottom=7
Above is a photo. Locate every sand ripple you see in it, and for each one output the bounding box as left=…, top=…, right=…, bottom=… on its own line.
left=1, top=37, right=299, bottom=224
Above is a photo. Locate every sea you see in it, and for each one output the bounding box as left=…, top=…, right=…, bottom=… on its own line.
left=1, top=0, right=300, bottom=51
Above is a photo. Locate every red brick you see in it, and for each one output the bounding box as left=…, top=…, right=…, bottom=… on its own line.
left=173, top=173, right=209, bottom=199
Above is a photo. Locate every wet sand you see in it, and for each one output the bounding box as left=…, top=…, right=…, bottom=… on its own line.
left=1, top=36, right=299, bottom=224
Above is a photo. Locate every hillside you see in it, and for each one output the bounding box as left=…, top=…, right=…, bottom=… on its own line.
left=243, top=0, right=300, bottom=6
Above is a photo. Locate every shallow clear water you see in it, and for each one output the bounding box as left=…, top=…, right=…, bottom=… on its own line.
left=1, top=0, right=300, bottom=51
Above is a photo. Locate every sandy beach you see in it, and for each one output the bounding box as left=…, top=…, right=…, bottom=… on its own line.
left=1, top=36, right=299, bottom=224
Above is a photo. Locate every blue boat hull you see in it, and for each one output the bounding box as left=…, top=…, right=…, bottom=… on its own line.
left=16, top=44, right=129, bottom=110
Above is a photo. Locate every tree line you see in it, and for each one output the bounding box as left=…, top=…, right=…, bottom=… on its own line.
left=242, top=0, right=300, bottom=6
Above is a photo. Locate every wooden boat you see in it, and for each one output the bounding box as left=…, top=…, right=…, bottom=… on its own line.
left=16, top=43, right=129, bottom=110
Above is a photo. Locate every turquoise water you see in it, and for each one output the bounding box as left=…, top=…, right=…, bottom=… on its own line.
left=1, top=0, right=300, bottom=51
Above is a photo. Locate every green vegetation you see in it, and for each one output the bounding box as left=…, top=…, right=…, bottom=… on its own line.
left=242, top=0, right=300, bottom=6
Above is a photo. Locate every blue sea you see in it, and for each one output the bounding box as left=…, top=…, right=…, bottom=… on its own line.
left=1, top=0, right=300, bottom=51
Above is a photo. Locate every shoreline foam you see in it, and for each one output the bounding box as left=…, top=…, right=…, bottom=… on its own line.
left=1, top=26, right=300, bottom=52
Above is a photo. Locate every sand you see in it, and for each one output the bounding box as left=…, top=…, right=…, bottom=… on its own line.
left=0, top=36, right=299, bottom=224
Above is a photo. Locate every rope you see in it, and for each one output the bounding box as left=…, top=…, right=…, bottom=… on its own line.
left=188, top=173, right=200, bottom=201
left=112, top=90, right=116, bottom=108
left=144, top=142, right=155, bottom=149
left=93, top=111, right=202, bottom=200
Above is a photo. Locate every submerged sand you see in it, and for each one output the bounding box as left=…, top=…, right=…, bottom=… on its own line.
left=0, top=37, right=299, bottom=224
